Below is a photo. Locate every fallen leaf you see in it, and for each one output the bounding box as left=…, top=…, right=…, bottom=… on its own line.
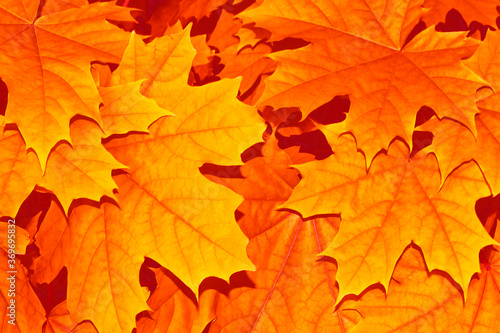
left=39, top=119, right=125, bottom=213
left=422, top=0, right=500, bottom=27
left=344, top=245, right=500, bottom=332
left=44, top=301, right=98, bottom=333
left=32, top=200, right=149, bottom=333
left=285, top=135, right=495, bottom=301
left=136, top=266, right=216, bottom=333
left=0, top=121, right=42, bottom=218
left=0, top=0, right=134, bottom=168
left=99, top=79, right=173, bottom=137
left=211, top=213, right=360, bottom=332
left=202, top=138, right=358, bottom=331
left=240, top=0, right=488, bottom=161
left=104, top=26, right=264, bottom=294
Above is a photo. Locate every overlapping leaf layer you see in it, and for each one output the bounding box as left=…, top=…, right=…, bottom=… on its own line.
left=1, top=0, right=500, bottom=332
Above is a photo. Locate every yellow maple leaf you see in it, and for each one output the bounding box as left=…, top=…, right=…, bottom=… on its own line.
left=0, top=0, right=134, bottom=169
left=40, top=119, right=125, bottom=213
left=102, top=26, right=265, bottom=294
left=99, top=79, right=173, bottom=137
left=0, top=121, right=42, bottom=218
left=417, top=100, right=500, bottom=195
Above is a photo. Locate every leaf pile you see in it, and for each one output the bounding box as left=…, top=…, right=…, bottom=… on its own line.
left=1, top=0, right=500, bottom=332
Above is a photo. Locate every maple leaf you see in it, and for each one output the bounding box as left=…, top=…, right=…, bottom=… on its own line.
left=211, top=213, right=360, bottom=332
left=32, top=167, right=254, bottom=333
left=103, top=26, right=264, bottom=294
left=32, top=200, right=149, bottom=333
left=239, top=0, right=488, bottom=161
left=0, top=121, right=42, bottom=218
left=31, top=25, right=263, bottom=332
left=0, top=0, right=134, bottom=168
left=39, top=118, right=125, bottom=213
left=414, top=30, right=500, bottom=194
left=465, top=29, right=500, bottom=92
left=344, top=245, right=500, bottom=332
left=6, top=0, right=500, bottom=331
left=284, top=134, right=495, bottom=301
left=136, top=266, right=216, bottom=332
left=198, top=138, right=358, bottom=331
left=422, top=0, right=500, bottom=27
left=417, top=100, right=500, bottom=194
left=99, top=79, right=174, bottom=137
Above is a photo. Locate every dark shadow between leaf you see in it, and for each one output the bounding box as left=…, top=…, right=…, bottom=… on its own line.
left=410, top=131, right=433, bottom=158
left=271, top=38, right=310, bottom=52
left=0, top=78, right=7, bottom=116
left=199, top=163, right=244, bottom=179
left=67, top=196, right=119, bottom=218
left=199, top=271, right=255, bottom=298
left=308, top=95, right=350, bottom=125
left=402, top=20, right=426, bottom=48
left=475, top=195, right=500, bottom=238
left=276, top=129, right=333, bottom=160
left=32, top=266, right=68, bottom=315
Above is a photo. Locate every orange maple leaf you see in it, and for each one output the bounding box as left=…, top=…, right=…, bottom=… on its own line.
left=1, top=250, right=45, bottom=332
left=5, top=0, right=500, bottom=331
left=32, top=200, right=149, bottom=333
left=30, top=24, right=264, bottom=333
left=240, top=0, right=488, bottom=161
left=414, top=30, right=500, bottom=194
left=285, top=134, right=495, bottom=301
left=343, top=245, right=500, bottom=332
left=44, top=301, right=99, bottom=333
left=0, top=0, right=134, bottom=168
left=211, top=213, right=361, bottom=332
left=0, top=121, right=42, bottom=218
left=422, top=0, right=500, bottom=27
left=135, top=266, right=216, bottom=332
left=193, top=137, right=356, bottom=331
left=417, top=100, right=500, bottom=195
